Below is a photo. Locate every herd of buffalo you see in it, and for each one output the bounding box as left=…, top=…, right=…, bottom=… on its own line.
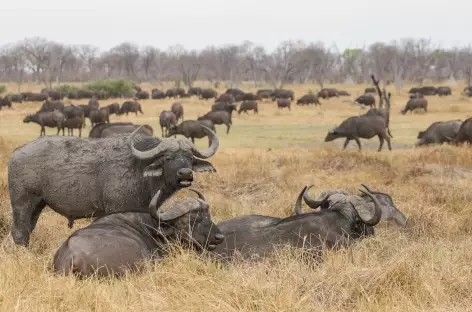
left=3, top=81, right=472, bottom=278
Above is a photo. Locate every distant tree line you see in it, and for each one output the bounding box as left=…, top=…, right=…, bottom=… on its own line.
left=1, top=37, right=472, bottom=90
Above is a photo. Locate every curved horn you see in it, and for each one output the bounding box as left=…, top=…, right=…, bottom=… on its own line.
left=295, top=186, right=308, bottom=215
left=191, top=125, right=219, bottom=159
left=303, top=185, right=329, bottom=210
left=188, top=188, right=206, bottom=201
left=149, top=190, right=162, bottom=220
left=129, top=126, right=171, bottom=160
left=360, top=184, right=393, bottom=200
left=357, top=186, right=382, bottom=226
left=157, top=201, right=198, bottom=221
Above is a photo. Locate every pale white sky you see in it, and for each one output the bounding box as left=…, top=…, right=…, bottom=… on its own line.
left=1, top=0, right=470, bottom=52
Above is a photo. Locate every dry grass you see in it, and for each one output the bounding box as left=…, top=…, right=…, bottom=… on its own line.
left=1, top=82, right=472, bottom=311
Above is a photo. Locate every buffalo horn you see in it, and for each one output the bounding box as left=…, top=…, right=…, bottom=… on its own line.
left=356, top=186, right=382, bottom=226
left=303, top=185, right=330, bottom=210
left=295, top=186, right=308, bottom=215
left=191, top=125, right=219, bottom=159
left=188, top=188, right=206, bottom=201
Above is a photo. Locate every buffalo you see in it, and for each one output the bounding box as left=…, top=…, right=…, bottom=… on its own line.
left=88, top=98, right=100, bottom=110
left=318, top=88, right=339, bottom=99
left=211, top=185, right=382, bottom=261
left=416, top=120, right=462, bottom=146
left=89, top=108, right=110, bottom=126
left=364, top=87, right=376, bottom=94
left=338, top=90, right=351, bottom=96
left=165, top=88, right=177, bottom=98
left=355, top=94, right=376, bottom=108
left=119, top=101, right=143, bottom=116
left=8, top=125, right=219, bottom=246
left=200, top=89, right=218, bottom=100
left=152, top=89, right=166, bottom=99
left=168, top=120, right=216, bottom=146
left=325, top=113, right=392, bottom=151
left=188, top=87, right=202, bottom=97
left=0, top=96, right=12, bottom=108
left=24, top=93, right=48, bottom=102
left=135, top=90, right=150, bottom=100
left=277, top=99, right=291, bottom=110
left=88, top=122, right=153, bottom=138
left=238, top=101, right=258, bottom=115
left=198, top=111, right=232, bottom=134
left=242, top=93, right=260, bottom=101
left=159, top=111, right=177, bottom=137
left=23, top=110, right=66, bottom=137
left=171, top=102, right=184, bottom=122
left=401, top=98, right=428, bottom=114
left=437, top=86, right=452, bottom=96
left=216, top=94, right=235, bottom=104
left=9, top=94, right=24, bottom=103
left=106, top=103, right=120, bottom=115
left=211, top=102, right=237, bottom=113
left=53, top=189, right=224, bottom=277
left=39, top=100, right=64, bottom=113
left=225, top=88, right=245, bottom=98
left=452, top=117, right=472, bottom=145
left=296, top=94, right=320, bottom=106
left=271, top=89, right=294, bottom=101
left=77, top=89, right=95, bottom=99
left=64, top=117, right=84, bottom=137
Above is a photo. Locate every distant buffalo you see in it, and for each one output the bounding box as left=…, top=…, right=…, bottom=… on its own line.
left=200, top=88, right=218, bottom=100
left=217, top=94, right=235, bottom=104
left=271, top=89, right=294, bottom=101
left=277, top=99, right=291, bottom=110
left=106, top=103, right=120, bottom=115
left=89, top=122, right=153, bottom=138
left=39, top=100, right=65, bottom=113
left=437, top=86, right=452, bottom=96
left=318, top=88, right=339, bottom=99
left=198, top=111, right=232, bottom=134
left=296, top=94, right=320, bottom=106
left=168, top=120, right=216, bottom=146
left=23, top=110, right=66, bottom=136
left=159, top=111, right=177, bottom=137
left=364, top=87, right=376, bottom=94
left=401, top=98, right=428, bottom=114
left=355, top=95, right=376, bottom=108
left=135, top=91, right=150, bottom=100
left=119, top=101, right=143, bottom=116
left=338, top=90, right=350, bottom=96
left=238, top=101, right=258, bottom=115
left=188, top=87, right=202, bottom=97
left=152, top=89, right=166, bottom=99
left=453, top=118, right=472, bottom=145
left=89, top=108, right=110, bottom=126
left=171, top=102, right=184, bottom=122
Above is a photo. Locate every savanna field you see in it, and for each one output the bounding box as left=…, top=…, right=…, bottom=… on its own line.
left=2, top=82, right=472, bottom=311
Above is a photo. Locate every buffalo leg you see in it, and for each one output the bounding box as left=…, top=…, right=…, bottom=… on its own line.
left=354, top=137, right=362, bottom=150
left=378, top=135, right=384, bottom=152
left=161, top=127, right=164, bottom=138
left=11, top=195, right=46, bottom=247
left=385, top=134, right=392, bottom=151
left=79, top=127, right=82, bottom=138
left=226, top=123, right=231, bottom=134
left=343, top=138, right=350, bottom=150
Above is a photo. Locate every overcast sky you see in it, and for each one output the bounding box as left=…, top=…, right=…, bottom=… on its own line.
left=1, top=0, right=471, bottom=52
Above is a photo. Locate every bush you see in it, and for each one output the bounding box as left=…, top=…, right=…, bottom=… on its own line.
left=0, top=85, right=7, bottom=94
left=55, top=84, right=80, bottom=94
left=84, top=80, right=135, bottom=98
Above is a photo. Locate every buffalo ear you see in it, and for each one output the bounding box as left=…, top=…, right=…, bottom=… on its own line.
left=193, top=158, right=217, bottom=173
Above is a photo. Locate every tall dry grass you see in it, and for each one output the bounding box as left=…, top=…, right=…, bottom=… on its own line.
left=1, top=82, right=472, bottom=311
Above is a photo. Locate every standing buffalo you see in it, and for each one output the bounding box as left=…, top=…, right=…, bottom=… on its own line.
left=23, top=110, right=66, bottom=137
left=188, top=87, right=202, bottom=97
left=171, top=102, right=184, bottom=122
left=225, top=88, right=245, bottom=98
left=198, top=111, right=232, bottom=134
left=297, top=94, right=320, bottom=106
left=39, top=100, right=65, bottom=112
left=165, top=88, right=178, bottom=98
left=325, top=113, right=392, bottom=151
left=452, top=117, right=472, bottom=145
left=8, top=125, right=219, bottom=246
left=436, top=86, right=452, bottom=96
left=88, top=122, right=153, bottom=138
left=355, top=94, right=376, bottom=108
left=200, top=89, right=218, bottom=100
left=420, top=86, right=437, bottom=96
left=135, top=91, right=150, bottom=100
left=318, top=88, right=339, bottom=99
left=364, top=87, right=376, bottom=94
left=416, top=120, right=462, bottom=146
left=238, top=101, right=258, bottom=115
left=152, top=89, right=166, bottom=99
left=216, top=94, right=235, bottom=104
left=159, top=111, right=177, bottom=137
left=53, top=190, right=224, bottom=277
left=119, top=101, right=143, bottom=116
left=211, top=185, right=382, bottom=261
left=64, top=117, right=84, bottom=137
left=271, top=89, right=294, bottom=101
left=0, top=96, right=12, bottom=108
left=401, top=98, right=428, bottom=114
left=168, top=120, right=216, bottom=146
left=89, top=108, right=110, bottom=126
left=106, top=103, right=121, bottom=115
left=242, top=93, right=260, bottom=101
left=211, top=102, right=237, bottom=113
left=277, top=99, right=291, bottom=110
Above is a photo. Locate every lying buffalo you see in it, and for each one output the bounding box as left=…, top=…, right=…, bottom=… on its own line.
left=89, top=123, right=153, bottom=138
left=416, top=120, right=462, bottom=146
left=453, top=117, right=472, bottom=145
left=198, top=111, right=232, bottom=134
left=23, top=110, right=66, bottom=137
left=325, top=113, right=392, bottom=151
left=8, top=125, right=219, bottom=246
left=297, top=94, right=320, bottom=106
left=318, top=88, right=338, bottom=99
left=211, top=185, right=382, bottom=261
left=364, top=87, right=376, bottom=94
left=401, top=98, right=428, bottom=114
left=188, top=87, right=202, bottom=97
left=200, top=89, right=218, bottom=100
left=355, top=94, right=376, bottom=108
left=53, top=189, right=224, bottom=277
left=338, top=90, right=350, bottom=96
left=168, top=120, right=216, bottom=146
left=238, top=101, right=258, bottom=115
left=437, top=86, right=452, bottom=96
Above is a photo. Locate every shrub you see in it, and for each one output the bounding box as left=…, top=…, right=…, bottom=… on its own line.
left=55, top=84, right=80, bottom=94
left=84, top=80, right=135, bottom=98
left=0, top=85, right=7, bottom=94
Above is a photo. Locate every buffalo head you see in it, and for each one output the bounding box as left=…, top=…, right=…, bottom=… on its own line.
left=129, top=125, right=218, bottom=190
left=149, top=189, right=224, bottom=251
left=324, top=127, right=342, bottom=142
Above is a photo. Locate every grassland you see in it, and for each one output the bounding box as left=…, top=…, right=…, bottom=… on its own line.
left=1, top=82, right=472, bottom=311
